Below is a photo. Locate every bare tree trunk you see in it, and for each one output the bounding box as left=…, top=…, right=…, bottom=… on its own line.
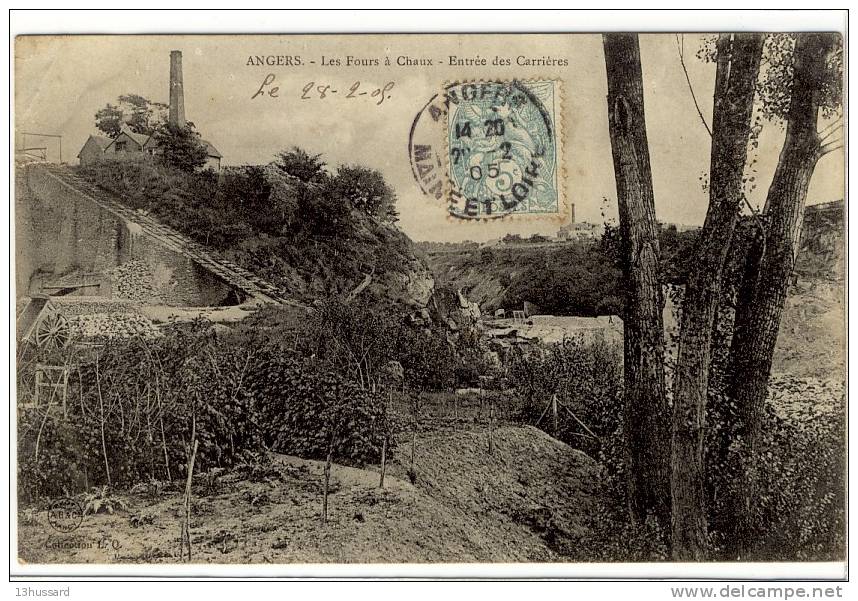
left=670, top=33, right=764, bottom=561
left=726, top=33, right=836, bottom=557
left=603, top=33, right=670, bottom=526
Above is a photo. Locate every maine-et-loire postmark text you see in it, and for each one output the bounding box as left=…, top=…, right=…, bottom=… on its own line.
left=409, top=79, right=561, bottom=220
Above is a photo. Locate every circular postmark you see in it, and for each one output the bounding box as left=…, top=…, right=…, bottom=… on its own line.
left=47, top=497, right=84, bottom=533
left=409, top=80, right=561, bottom=220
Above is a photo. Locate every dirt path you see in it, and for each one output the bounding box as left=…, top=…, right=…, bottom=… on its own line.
left=17, top=425, right=602, bottom=564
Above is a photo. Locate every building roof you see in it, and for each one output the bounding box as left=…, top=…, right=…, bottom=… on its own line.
left=77, top=135, right=112, bottom=157
left=201, top=140, right=222, bottom=159
left=104, top=126, right=150, bottom=151
left=82, top=125, right=222, bottom=161
left=121, top=126, right=151, bottom=148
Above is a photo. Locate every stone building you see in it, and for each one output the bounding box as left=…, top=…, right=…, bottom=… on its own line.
left=77, top=50, right=222, bottom=170
left=76, top=135, right=112, bottom=166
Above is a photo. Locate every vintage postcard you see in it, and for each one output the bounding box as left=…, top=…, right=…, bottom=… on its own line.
left=12, top=27, right=846, bottom=579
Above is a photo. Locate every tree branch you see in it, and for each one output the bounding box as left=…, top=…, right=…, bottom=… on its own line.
left=818, top=116, right=843, bottom=140
left=820, top=140, right=843, bottom=156
left=676, top=34, right=713, bottom=137
left=819, top=125, right=843, bottom=145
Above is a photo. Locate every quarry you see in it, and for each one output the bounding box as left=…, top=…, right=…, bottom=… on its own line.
left=14, top=36, right=845, bottom=569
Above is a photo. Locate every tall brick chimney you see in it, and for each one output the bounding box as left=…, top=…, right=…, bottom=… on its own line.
left=169, top=50, right=186, bottom=127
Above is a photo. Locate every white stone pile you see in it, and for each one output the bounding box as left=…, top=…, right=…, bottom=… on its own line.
left=108, top=260, right=161, bottom=303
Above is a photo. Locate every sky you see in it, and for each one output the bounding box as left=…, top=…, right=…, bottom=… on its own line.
left=15, top=34, right=844, bottom=242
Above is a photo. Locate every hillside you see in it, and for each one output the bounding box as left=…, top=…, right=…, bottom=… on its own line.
left=421, top=227, right=695, bottom=317
left=775, top=201, right=846, bottom=378
left=76, top=155, right=435, bottom=310
left=426, top=205, right=845, bottom=377
left=422, top=240, right=623, bottom=316
left=18, top=425, right=601, bottom=563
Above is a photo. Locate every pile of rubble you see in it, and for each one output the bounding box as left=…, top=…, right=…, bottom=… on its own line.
left=108, top=260, right=162, bottom=303
left=51, top=297, right=139, bottom=316
left=68, top=312, right=161, bottom=340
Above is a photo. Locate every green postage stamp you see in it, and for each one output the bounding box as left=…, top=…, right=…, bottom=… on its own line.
left=445, top=80, right=561, bottom=219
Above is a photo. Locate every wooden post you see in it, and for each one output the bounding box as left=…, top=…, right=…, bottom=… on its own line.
left=34, top=368, right=42, bottom=407
left=551, top=394, right=558, bottom=436
left=322, top=432, right=335, bottom=524
left=62, top=368, right=69, bottom=419
left=488, top=396, right=495, bottom=454
left=379, top=435, right=387, bottom=489
left=410, top=423, right=416, bottom=472
left=180, top=438, right=198, bottom=562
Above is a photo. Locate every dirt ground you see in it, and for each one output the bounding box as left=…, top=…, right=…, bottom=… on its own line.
left=772, top=281, right=846, bottom=379
left=17, top=425, right=601, bottom=565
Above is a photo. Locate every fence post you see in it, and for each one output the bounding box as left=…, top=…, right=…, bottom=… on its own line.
left=180, top=438, right=198, bottom=562
left=323, top=432, right=335, bottom=524
left=62, top=368, right=69, bottom=419
left=552, top=394, right=558, bottom=436
left=379, top=434, right=387, bottom=489
left=488, top=396, right=494, bottom=454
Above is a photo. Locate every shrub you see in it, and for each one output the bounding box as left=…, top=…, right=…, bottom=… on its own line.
left=273, top=147, right=328, bottom=183
left=153, top=122, right=208, bottom=173
left=17, top=314, right=408, bottom=504
left=329, top=164, right=398, bottom=221
left=508, top=335, right=623, bottom=458
left=705, top=387, right=846, bottom=561
left=396, top=326, right=457, bottom=392
left=252, top=354, right=395, bottom=465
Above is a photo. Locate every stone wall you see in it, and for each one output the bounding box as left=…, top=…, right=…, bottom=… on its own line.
left=17, top=164, right=237, bottom=307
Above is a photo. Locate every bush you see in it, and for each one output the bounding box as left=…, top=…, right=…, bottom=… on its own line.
left=253, top=354, right=395, bottom=465
left=152, top=122, right=208, bottom=173
left=705, top=387, right=846, bottom=561
left=508, top=335, right=623, bottom=458
left=329, top=164, right=398, bottom=221
left=505, top=334, right=671, bottom=561
left=17, top=319, right=399, bottom=503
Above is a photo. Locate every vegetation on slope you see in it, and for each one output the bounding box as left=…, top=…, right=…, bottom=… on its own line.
left=77, top=149, right=428, bottom=306
left=422, top=226, right=698, bottom=317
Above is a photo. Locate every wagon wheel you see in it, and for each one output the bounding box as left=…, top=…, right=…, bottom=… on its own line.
left=34, top=312, right=70, bottom=350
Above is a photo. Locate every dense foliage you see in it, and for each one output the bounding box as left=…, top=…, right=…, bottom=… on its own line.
left=95, top=94, right=167, bottom=138
left=253, top=355, right=393, bottom=465
left=243, top=299, right=463, bottom=393
left=152, top=123, right=209, bottom=173
left=77, top=149, right=415, bottom=304
left=17, top=319, right=398, bottom=503
left=427, top=225, right=698, bottom=319
left=507, top=336, right=623, bottom=459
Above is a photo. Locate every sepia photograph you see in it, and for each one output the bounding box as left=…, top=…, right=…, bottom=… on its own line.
left=9, top=11, right=847, bottom=583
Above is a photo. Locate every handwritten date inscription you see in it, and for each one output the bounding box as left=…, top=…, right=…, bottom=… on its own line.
left=252, top=74, right=395, bottom=106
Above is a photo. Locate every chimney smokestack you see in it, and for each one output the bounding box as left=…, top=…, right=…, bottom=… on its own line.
left=169, top=50, right=186, bottom=128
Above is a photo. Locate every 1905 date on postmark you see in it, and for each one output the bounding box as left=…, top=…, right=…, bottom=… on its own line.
left=409, top=79, right=564, bottom=220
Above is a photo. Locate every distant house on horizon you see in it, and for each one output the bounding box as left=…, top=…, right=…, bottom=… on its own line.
left=77, top=125, right=222, bottom=171
left=557, top=222, right=604, bottom=240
